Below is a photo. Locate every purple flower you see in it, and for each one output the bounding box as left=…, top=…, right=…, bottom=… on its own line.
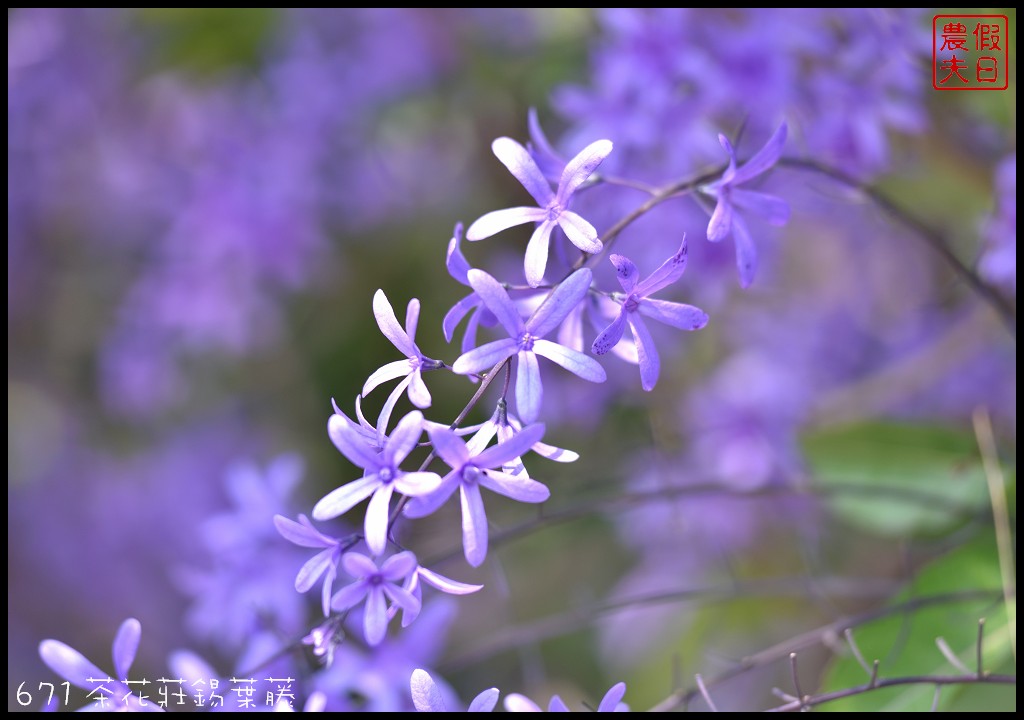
left=700, top=123, right=790, bottom=287
left=314, top=410, right=442, bottom=555
left=39, top=618, right=160, bottom=712
left=452, top=268, right=606, bottom=423
left=411, top=669, right=499, bottom=712
left=331, top=550, right=420, bottom=646
left=442, top=223, right=499, bottom=354
left=466, top=137, right=613, bottom=287
left=405, top=423, right=550, bottom=567
left=364, top=289, right=445, bottom=434
left=274, top=514, right=343, bottom=616
left=592, top=238, right=709, bottom=391
left=504, top=682, right=627, bottom=712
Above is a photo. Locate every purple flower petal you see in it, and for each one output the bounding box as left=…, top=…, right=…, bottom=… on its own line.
left=635, top=238, right=689, bottom=296
left=452, top=338, right=518, bottom=376
left=707, top=196, right=733, bottom=243
left=530, top=439, right=579, bottom=463
left=557, top=138, right=614, bottom=202
left=628, top=314, right=660, bottom=392
left=717, top=133, right=739, bottom=183
left=381, top=550, right=418, bottom=581
left=473, top=423, right=546, bottom=469
left=610, top=254, right=639, bottom=293
left=730, top=188, right=790, bottom=225
left=427, top=427, right=471, bottom=469
left=446, top=223, right=471, bottom=285
left=111, top=618, right=140, bottom=682
left=408, top=369, right=432, bottom=409
left=461, top=482, right=490, bottom=567
left=418, top=567, right=484, bottom=595
left=466, top=269, right=523, bottom=336
left=376, top=374, right=413, bottom=441
left=403, top=475, right=460, bottom=518
left=479, top=469, right=550, bottom=503
left=528, top=107, right=564, bottom=180
left=296, top=547, right=337, bottom=593
left=274, top=514, right=330, bottom=548
left=363, top=359, right=412, bottom=397
left=461, top=308, right=485, bottom=355
left=515, top=351, right=543, bottom=424
left=730, top=122, right=787, bottom=185
left=383, top=583, right=422, bottom=616
left=491, top=137, right=555, bottom=206
left=327, top=414, right=382, bottom=470
left=468, top=688, right=501, bottom=713
left=732, top=214, right=758, bottom=289
left=598, top=683, right=627, bottom=713
left=331, top=580, right=369, bottom=612
left=373, top=289, right=417, bottom=357
left=364, top=483, right=395, bottom=556
left=394, top=470, right=443, bottom=497
left=527, top=267, right=592, bottom=337
left=548, top=696, right=571, bottom=712
left=443, top=293, right=478, bottom=343
left=39, top=640, right=108, bottom=690
left=557, top=211, right=602, bottom=254
left=524, top=219, right=556, bottom=287
left=382, top=410, right=424, bottom=468
left=592, top=308, right=628, bottom=356
left=466, top=207, right=549, bottom=241
left=504, top=694, right=542, bottom=712
left=411, top=669, right=446, bottom=712
left=637, top=299, right=709, bottom=331
left=533, top=339, right=607, bottom=383
left=364, top=587, right=389, bottom=645
left=342, top=552, right=379, bottom=578
left=405, top=298, right=421, bottom=344
left=312, top=474, right=379, bottom=521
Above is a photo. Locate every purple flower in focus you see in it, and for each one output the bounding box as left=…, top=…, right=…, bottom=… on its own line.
left=39, top=618, right=161, bottom=712
left=364, top=289, right=445, bottom=435
left=442, top=223, right=499, bottom=354
left=700, top=123, right=790, bottom=287
left=331, top=550, right=420, bottom=646
left=411, top=669, right=499, bottom=712
left=314, top=410, right=442, bottom=555
left=504, top=682, right=627, bottom=712
left=592, top=238, right=709, bottom=391
left=452, top=268, right=606, bottom=423
left=274, top=514, right=344, bottom=616
left=466, top=137, right=613, bottom=287
left=405, top=423, right=550, bottom=567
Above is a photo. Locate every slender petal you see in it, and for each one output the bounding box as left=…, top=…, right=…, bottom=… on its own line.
left=636, top=237, right=689, bottom=295
left=418, top=567, right=484, bottom=595
left=381, top=550, right=418, bottom=581
left=373, top=289, right=417, bottom=357
left=312, top=475, right=378, bottom=521
left=427, top=427, right=472, bottom=469
left=534, top=339, right=607, bottom=382
left=382, top=410, right=424, bottom=468
left=515, top=351, right=543, bottom=424
left=39, top=640, right=108, bottom=690
left=327, top=414, right=382, bottom=470
left=364, top=587, right=388, bottom=645
left=628, top=314, right=661, bottom=392
left=295, top=547, right=336, bottom=593
left=491, top=137, right=555, bottom=206
left=469, top=688, right=501, bottom=713
left=411, top=670, right=446, bottom=713
left=598, top=683, right=627, bottom=713
left=706, top=196, right=733, bottom=243
left=382, top=583, right=422, bottom=616
left=461, top=483, right=489, bottom=567
left=376, top=374, right=413, bottom=441
left=473, top=423, right=546, bottom=469
left=395, top=470, right=443, bottom=497
left=342, top=551, right=379, bottom=577
left=528, top=107, right=564, bottom=179
left=557, top=211, right=602, bottom=254
left=466, top=207, right=548, bottom=241
left=731, top=122, right=787, bottom=185
left=408, top=369, right=432, bottom=409
left=466, top=269, right=523, bottom=336
left=637, top=299, right=709, bottom=331
left=732, top=214, right=758, bottom=289
left=112, top=619, right=141, bottom=681
left=461, top=307, right=484, bottom=355
left=549, top=696, right=571, bottom=712
left=730, top=188, right=790, bottom=225
left=274, top=514, right=329, bottom=548
left=717, top=133, right=739, bottom=182
left=530, top=440, right=579, bottom=463
left=479, top=469, right=550, bottom=503
left=592, top=308, right=628, bottom=356
left=557, top=139, right=614, bottom=201
left=446, top=223, right=471, bottom=284
left=405, top=298, right=420, bottom=344
left=524, top=219, right=556, bottom=287
left=443, top=293, right=478, bottom=343
left=364, top=483, right=395, bottom=556
left=362, top=359, right=411, bottom=397
left=330, top=581, right=369, bottom=612
left=453, top=338, right=517, bottom=376
left=527, top=267, right=592, bottom=337
left=402, top=474, right=459, bottom=518
left=610, top=254, right=638, bottom=293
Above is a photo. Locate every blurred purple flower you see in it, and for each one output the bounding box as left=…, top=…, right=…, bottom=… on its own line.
left=592, top=238, right=708, bottom=390
left=411, top=669, right=499, bottom=712
left=315, top=410, right=441, bottom=555
left=452, top=268, right=606, bottom=423
left=979, top=154, right=1016, bottom=292
left=331, top=551, right=420, bottom=646
left=466, top=137, right=613, bottom=286
left=700, top=124, right=789, bottom=287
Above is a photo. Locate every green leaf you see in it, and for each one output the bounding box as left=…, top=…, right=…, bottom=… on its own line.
left=803, top=422, right=989, bottom=537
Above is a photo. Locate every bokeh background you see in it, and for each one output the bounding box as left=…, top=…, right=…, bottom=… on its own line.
left=8, top=8, right=1016, bottom=712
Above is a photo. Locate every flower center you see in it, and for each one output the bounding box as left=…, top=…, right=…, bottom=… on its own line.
left=624, top=293, right=641, bottom=313
left=368, top=573, right=384, bottom=586
left=461, top=465, right=481, bottom=484
left=517, top=332, right=536, bottom=351
left=378, top=467, right=394, bottom=484
left=545, top=200, right=562, bottom=222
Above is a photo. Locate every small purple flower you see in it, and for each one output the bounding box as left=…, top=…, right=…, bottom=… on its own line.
left=39, top=618, right=161, bottom=712
left=442, top=223, right=499, bottom=354
left=315, top=410, right=442, bottom=556
left=411, top=669, right=499, bottom=712
left=452, top=268, right=606, bottom=423
left=405, top=423, right=550, bottom=567
left=274, top=514, right=343, bottom=616
left=700, top=123, right=790, bottom=287
left=331, top=550, right=420, bottom=646
left=466, top=136, right=613, bottom=287
left=364, top=289, right=445, bottom=434
left=504, top=682, right=627, bottom=713
left=592, top=238, right=709, bottom=391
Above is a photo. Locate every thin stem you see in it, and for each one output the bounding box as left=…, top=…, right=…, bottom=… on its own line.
left=695, top=674, right=719, bottom=712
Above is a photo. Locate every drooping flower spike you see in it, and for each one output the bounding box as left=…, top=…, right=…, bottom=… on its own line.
left=466, top=137, right=613, bottom=287
left=700, top=122, right=790, bottom=287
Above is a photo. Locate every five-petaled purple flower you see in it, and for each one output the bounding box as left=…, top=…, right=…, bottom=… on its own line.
left=39, top=618, right=161, bottom=712
left=364, top=289, right=445, bottom=437
left=314, top=410, right=442, bottom=556
left=700, top=123, right=790, bottom=288
left=411, top=668, right=500, bottom=712
left=404, top=422, right=551, bottom=567
left=330, top=550, right=420, bottom=646
left=592, top=237, right=709, bottom=391
left=466, top=136, right=613, bottom=287
left=452, top=268, right=607, bottom=423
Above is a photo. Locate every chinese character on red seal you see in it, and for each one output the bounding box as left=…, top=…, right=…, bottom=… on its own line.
left=933, top=15, right=1009, bottom=90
